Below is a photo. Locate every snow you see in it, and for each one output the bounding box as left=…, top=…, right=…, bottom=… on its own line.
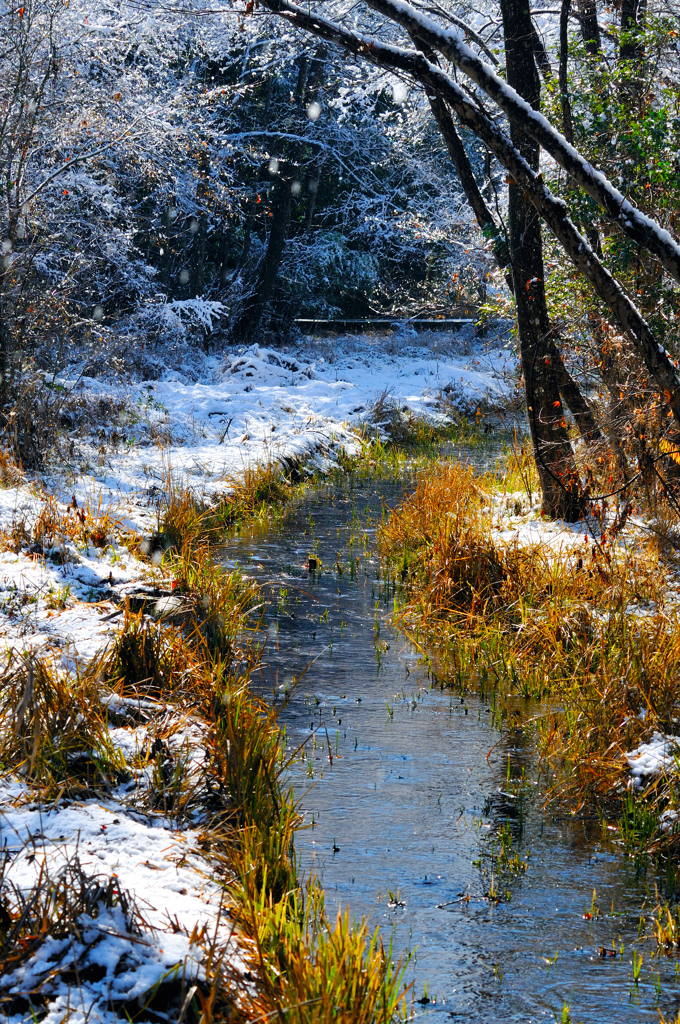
left=625, top=732, right=680, bottom=786
left=77, top=331, right=512, bottom=507
left=0, top=719, right=247, bottom=1022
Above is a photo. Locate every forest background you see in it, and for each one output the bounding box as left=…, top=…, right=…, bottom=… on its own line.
left=2, top=0, right=680, bottom=520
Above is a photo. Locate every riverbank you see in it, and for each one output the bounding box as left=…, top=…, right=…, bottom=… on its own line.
left=219, top=464, right=680, bottom=1023
left=378, top=456, right=680, bottom=867
left=0, top=328, right=513, bottom=663
left=5, top=391, right=680, bottom=1018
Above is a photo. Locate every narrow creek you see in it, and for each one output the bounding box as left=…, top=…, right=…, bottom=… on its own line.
left=222, top=452, right=680, bottom=1022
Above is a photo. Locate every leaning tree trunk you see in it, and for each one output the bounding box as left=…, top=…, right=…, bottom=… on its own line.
left=500, top=0, right=583, bottom=519
left=230, top=177, right=292, bottom=346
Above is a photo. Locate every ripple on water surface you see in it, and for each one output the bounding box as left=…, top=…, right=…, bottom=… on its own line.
left=222, top=463, right=680, bottom=1023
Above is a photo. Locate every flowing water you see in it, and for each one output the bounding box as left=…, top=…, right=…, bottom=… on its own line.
left=221, top=450, right=680, bottom=1023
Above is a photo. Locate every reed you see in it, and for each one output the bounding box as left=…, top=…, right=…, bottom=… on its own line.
left=0, top=652, right=127, bottom=796
left=0, top=446, right=24, bottom=487
left=157, top=462, right=294, bottom=556
left=378, top=459, right=680, bottom=855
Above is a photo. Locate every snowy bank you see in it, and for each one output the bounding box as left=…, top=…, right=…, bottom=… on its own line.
left=626, top=732, right=680, bottom=787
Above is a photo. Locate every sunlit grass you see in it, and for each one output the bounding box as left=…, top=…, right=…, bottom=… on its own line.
left=378, top=458, right=680, bottom=858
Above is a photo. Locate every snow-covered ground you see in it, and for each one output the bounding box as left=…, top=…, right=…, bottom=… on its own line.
left=0, top=775, right=245, bottom=1022
left=55, top=327, right=516, bottom=517
left=625, top=732, right=680, bottom=787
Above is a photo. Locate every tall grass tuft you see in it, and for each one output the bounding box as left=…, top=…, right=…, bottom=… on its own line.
left=157, top=462, right=293, bottom=557
left=0, top=653, right=127, bottom=795
left=379, top=460, right=680, bottom=853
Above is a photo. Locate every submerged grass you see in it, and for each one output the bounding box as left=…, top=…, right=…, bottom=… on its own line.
left=378, top=457, right=680, bottom=861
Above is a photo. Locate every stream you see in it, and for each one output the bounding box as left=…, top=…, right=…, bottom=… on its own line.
left=221, top=452, right=680, bottom=1022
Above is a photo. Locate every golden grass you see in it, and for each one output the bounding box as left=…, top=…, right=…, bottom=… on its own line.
left=0, top=447, right=23, bottom=488
left=0, top=653, right=127, bottom=796
left=378, top=460, right=680, bottom=849
left=0, top=491, right=125, bottom=556
left=157, top=462, right=293, bottom=557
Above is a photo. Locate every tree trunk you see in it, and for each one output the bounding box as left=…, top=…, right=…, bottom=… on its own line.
left=230, top=179, right=292, bottom=345
left=412, top=25, right=598, bottom=447
left=295, top=55, right=309, bottom=105
left=426, top=88, right=494, bottom=231
left=558, top=0, right=574, bottom=144
left=501, top=0, right=582, bottom=519
left=549, top=340, right=602, bottom=443
left=620, top=0, right=646, bottom=60
left=576, top=0, right=601, bottom=54
left=531, top=24, right=553, bottom=83
left=305, top=175, right=319, bottom=230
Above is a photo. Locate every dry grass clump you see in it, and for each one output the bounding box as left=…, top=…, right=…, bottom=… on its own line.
left=379, top=461, right=663, bottom=625
left=0, top=653, right=127, bottom=797
left=0, top=447, right=23, bottom=488
left=169, top=548, right=256, bottom=656
left=104, top=611, right=194, bottom=700
left=379, top=460, right=680, bottom=844
left=0, top=492, right=124, bottom=556
left=34, top=494, right=123, bottom=552
left=156, top=463, right=293, bottom=557
left=223, top=462, right=292, bottom=522
left=380, top=463, right=505, bottom=617
left=235, top=882, right=410, bottom=1024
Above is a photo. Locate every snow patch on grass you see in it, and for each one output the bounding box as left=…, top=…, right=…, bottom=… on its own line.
left=626, top=733, right=680, bottom=787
